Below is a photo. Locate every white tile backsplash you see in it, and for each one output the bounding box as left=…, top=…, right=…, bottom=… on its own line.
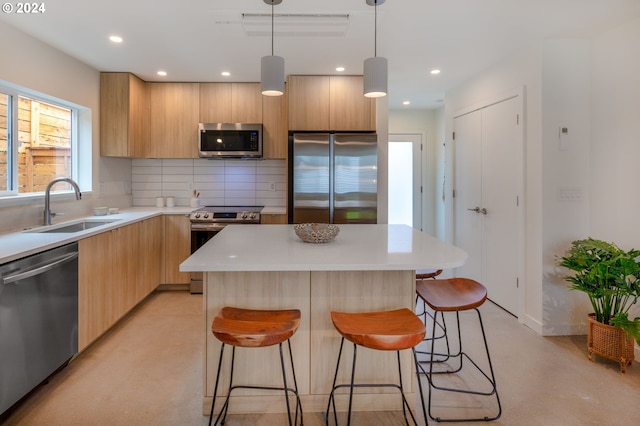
left=132, top=159, right=286, bottom=207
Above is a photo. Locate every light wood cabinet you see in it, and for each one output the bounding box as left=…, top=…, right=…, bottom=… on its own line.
left=329, top=76, right=376, bottom=131
left=288, top=75, right=330, bottom=130
left=262, top=88, right=288, bottom=159
left=199, top=82, right=262, bottom=123
left=78, top=217, right=162, bottom=351
left=260, top=214, right=288, bottom=224
left=148, top=82, right=200, bottom=158
left=232, top=83, right=262, bottom=123
left=138, top=217, right=163, bottom=298
left=288, top=75, right=375, bottom=131
left=162, top=214, right=191, bottom=284
left=100, top=72, right=149, bottom=157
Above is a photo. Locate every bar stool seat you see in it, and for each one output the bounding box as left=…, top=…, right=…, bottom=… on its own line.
left=415, top=278, right=501, bottom=422
left=209, top=307, right=303, bottom=426
left=326, top=308, right=428, bottom=426
left=416, top=277, right=487, bottom=312
left=212, top=306, right=300, bottom=347
left=331, top=309, right=426, bottom=351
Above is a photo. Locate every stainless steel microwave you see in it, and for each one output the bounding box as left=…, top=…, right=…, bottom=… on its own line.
left=198, top=123, right=263, bottom=159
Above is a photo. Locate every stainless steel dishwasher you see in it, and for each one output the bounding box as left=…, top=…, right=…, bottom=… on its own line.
left=0, top=242, right=78, bottom=416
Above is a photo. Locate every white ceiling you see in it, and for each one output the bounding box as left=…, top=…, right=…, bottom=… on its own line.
left=1, top=0, right=639, bottom=109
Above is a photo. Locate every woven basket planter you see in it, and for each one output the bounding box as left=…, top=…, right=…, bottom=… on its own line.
left=587, top=313, right=635, bottom=373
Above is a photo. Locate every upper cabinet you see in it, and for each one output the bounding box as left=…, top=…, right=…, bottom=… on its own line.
left=100, top=73, right=149, bottom=157
left=288, top=75, right=330, bottom=130
left=329, top=76, right=376, bottom=131
left=262, top=86, right=288, bottom=159
left=287, top=75, right=376, bottom=131
left=199, top=83, right=262, bottom=123
left=200, top=82, right=287, bottom=159
left=148, top=82, right=200, bottom=158
left=100, top=74, right=371, bottom=159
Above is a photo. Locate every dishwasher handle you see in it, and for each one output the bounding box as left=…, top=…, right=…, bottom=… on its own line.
left=1, top=251, right=78, bottom=285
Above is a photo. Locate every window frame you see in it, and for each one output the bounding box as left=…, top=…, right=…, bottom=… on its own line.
left=0, top=81, right=89, bottom=202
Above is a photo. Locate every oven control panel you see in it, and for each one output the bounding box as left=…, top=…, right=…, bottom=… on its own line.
left=189, top=207, right=261, bottom=224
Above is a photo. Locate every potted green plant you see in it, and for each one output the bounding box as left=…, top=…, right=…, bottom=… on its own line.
left=558, top=237, right=640, bottom=372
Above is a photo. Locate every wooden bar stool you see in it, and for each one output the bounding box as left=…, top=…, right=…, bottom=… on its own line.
left=415, top=278, right=501, bottom=422
left=209, top=307, right=303, bottom=426
left=325, top=308, right=428, bottom=426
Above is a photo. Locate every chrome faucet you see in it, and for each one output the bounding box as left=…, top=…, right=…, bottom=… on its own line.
left=43, top=177, right=82, bottom=225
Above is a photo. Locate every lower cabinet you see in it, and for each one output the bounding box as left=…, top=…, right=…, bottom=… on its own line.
left=162, top=214, right=191, bottom=285
left=78, top=217, right=162, bottom=351
left=260, top=214, right=288, bottom=224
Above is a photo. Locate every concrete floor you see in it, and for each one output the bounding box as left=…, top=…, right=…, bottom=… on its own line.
left=2, top=290, right=640, bottom=426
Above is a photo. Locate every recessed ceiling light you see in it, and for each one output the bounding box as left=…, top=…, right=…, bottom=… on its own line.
left=336, top=67, right=345, bottom=72
left=157, top=71, right=167, bottom=76
left=221, top=71, right=231, bottom=77
left=430, top=69, right=441, bottom=75
left=109, top=35, right=123, bottom=43
left=403, top=101, right=411, bottom=105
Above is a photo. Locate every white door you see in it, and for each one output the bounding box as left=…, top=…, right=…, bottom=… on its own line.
left=388, top=134, right=422, bottom=230
left=454, top=95, right=522, bottom=316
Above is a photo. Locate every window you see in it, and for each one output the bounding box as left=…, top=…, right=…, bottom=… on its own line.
left=0, top=84, right=81, bottom=197
left=0, top=92, right=9, bottom=192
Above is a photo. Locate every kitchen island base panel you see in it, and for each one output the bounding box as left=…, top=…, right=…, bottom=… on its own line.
left=204, top=269, right=418, bottom=414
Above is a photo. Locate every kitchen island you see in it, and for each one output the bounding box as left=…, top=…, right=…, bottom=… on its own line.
left=180, top=224, right=467, bottom=415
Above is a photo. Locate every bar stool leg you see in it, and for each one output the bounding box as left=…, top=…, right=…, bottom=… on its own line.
left=417, top=308, right=452, bottom=364
left=286, top=339, right=303, bottom=426
left=208, top=344, right=237, bottom=426
left=413, top=348, right=429, bottom=426
left=325, top=337, right=345, bottom=426
left=208, top=343, right=225, bottom=426
left=419, top=308, right=501, bottom=422
left=326, top=338, right=427, bottom=426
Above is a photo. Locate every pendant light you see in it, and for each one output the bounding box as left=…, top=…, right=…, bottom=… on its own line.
left=364, top=0, right=387, bottom=98
left=261, top=0, right=284, bottom=96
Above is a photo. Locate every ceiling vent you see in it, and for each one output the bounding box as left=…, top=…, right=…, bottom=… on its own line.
left=242, top=13, right=350, bottom=37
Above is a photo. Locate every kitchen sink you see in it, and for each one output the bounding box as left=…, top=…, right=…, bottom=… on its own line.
left=26, top=219, right=121, bottom=233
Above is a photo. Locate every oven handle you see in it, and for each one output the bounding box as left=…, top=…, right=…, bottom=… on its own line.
left=190, top=223, right=227, bottom=232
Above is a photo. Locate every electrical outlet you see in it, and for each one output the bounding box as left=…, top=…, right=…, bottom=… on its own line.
left=269, top=181, right=276, bottom=192
left=557, top=186, right=583, bottom=201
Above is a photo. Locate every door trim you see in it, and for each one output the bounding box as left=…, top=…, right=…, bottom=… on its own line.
left=452, top=86, right=525, bottom=321
left=389, top=133, right=422, bottom=230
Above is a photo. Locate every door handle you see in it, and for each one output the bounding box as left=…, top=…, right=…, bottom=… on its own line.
left=467, top=207, right=480, bottom=213
left=480, top=208, right=487, bottom=215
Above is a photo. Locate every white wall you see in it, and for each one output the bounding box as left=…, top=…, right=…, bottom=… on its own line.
left=0, top=22, right=132, bottom=233
left=540, top=38, right=592, bottom=335
left=590, top=17, right=640, bottom=324
left=389, top=108, right=440, bottom=235
left=442, top=16, right=640, bottom=336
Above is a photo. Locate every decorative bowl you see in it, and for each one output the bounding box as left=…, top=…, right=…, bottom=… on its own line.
left=294, top=223, right=340, bottom=243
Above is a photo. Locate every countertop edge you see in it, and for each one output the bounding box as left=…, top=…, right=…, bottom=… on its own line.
left=0, top=208, right=192, bottom=263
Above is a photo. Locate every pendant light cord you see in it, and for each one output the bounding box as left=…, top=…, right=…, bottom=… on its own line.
left=374, top=1, right=377, bottom=57
left=271, top=3, right=274, bottom=56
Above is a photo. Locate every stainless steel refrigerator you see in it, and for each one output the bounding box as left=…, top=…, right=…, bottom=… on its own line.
left=289, top=133, right=377, bottom=224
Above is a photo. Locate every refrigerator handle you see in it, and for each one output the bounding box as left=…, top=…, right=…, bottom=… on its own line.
left=329, top=134, right=334, bottom=223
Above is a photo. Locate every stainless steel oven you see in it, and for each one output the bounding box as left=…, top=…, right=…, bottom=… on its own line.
left=189, top=206, right=262, bottom=293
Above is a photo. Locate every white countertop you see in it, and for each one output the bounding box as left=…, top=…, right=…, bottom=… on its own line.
left=260, top=206, right=286, bottom=215
left=0, top=207, right=192, bottom=264
left=180, top=224, right=467, bottom=272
